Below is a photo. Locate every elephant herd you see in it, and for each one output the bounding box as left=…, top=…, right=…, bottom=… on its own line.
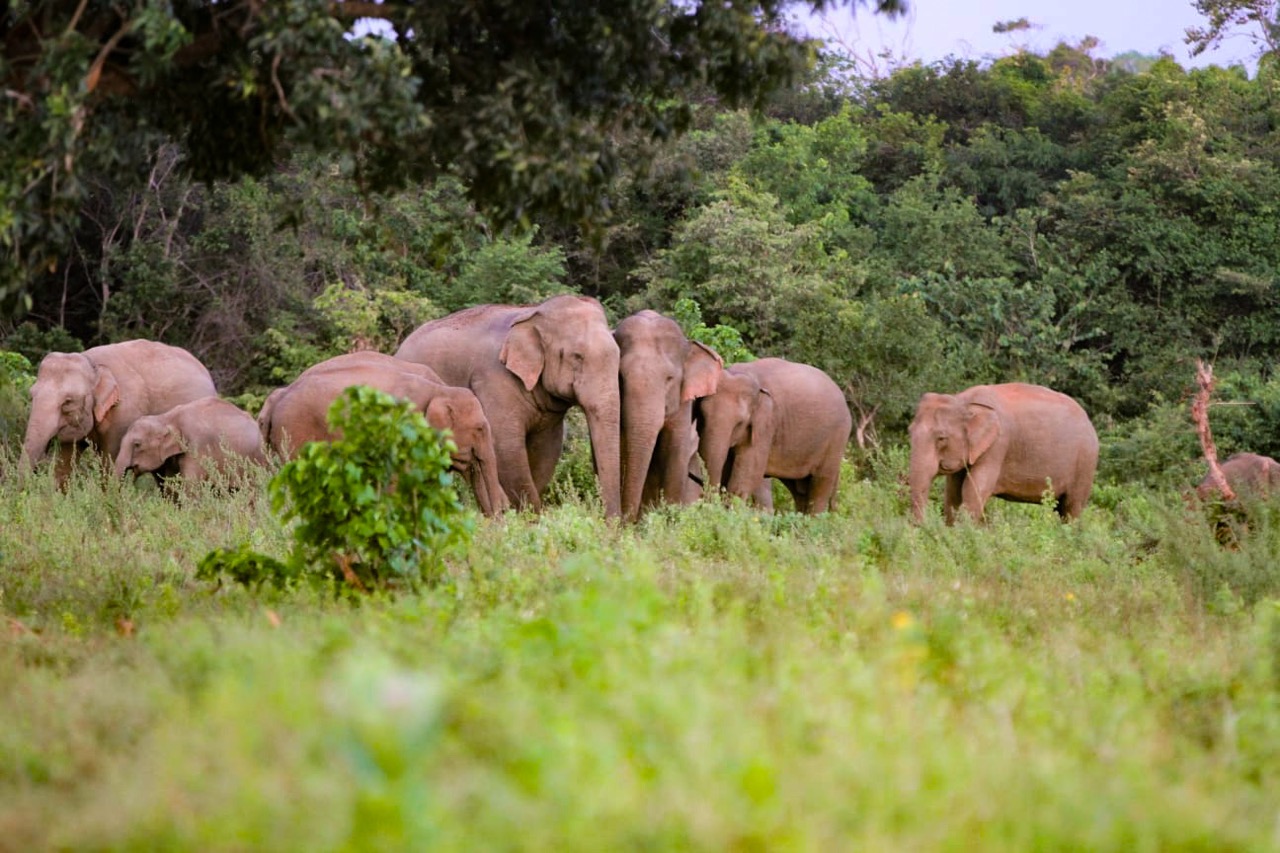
left=17, top=296, right=854, bottom=521
left=34, top=293, right=1270, bottom=524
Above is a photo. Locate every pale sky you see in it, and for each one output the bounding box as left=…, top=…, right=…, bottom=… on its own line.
left=800, top=0, right=1262, bottom=73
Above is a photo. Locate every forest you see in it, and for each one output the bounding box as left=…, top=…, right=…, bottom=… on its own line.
left=5, top=2, right=1280, bottom=848
left=5, top=35, right=1280, bottom=488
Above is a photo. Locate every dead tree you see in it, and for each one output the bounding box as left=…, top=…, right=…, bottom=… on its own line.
left=1191, top=359, right=1236, bottom=502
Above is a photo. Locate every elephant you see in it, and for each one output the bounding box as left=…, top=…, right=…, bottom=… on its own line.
left=614, top=310, right=722, bottom=519
left=255, top=350, right=449, bottom=444
left=696, top=357, right=852, bottom=514
left=23, top=339, right=217, bottom=481
left=259, top=351, right=509, bottom=517
left=908, top=382, right=1099, bottom=524
left=1196, top=452, right=1280, bottom=500
left=395, top=295, right=622, bottom=517
left=114, top=398, right=266, bottom=484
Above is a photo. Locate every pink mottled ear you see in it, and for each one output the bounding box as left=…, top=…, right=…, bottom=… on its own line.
left=93, top=366, right=120, bottom=424
left=965, top=403, right=1000, bottom=465
left=681, top=342, right=723, bottom=402
left=500, top=314, right=544, bottom=392
left=748, top=387, right=775, bottom=445
left=160, top=425, right=184, bottom=462
left=425, top=396, right=454, bottom=431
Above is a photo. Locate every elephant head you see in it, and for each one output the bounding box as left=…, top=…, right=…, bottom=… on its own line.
left=615, top=310, right=722, bottom=519
left=696, top=369, right=774, bottom=496
left=424, top=393, right=511, bottom=517
left=114, top=415, right=183, bottom=477
left=499, top=295, right=622, bottom=517
left=907, top=392, right=1000, bottom=522
left=23, top=352, right=120, bottom=467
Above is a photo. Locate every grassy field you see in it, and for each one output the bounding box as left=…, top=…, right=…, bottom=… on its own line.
left=2, top=451, right=1280, bottom=851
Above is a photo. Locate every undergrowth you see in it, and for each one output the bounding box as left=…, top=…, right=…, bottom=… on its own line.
left=1, top=450, right=1279, bottom=849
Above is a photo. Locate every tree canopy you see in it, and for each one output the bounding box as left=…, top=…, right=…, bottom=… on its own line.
left=1, top=0, right=905, bottom=316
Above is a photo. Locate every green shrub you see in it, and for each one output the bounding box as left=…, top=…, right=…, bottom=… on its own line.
left=203, top=386, right=474, bottom=592
left=0, top=350, right=34, bottom=449
left=671, top=297, right=754, bottom=365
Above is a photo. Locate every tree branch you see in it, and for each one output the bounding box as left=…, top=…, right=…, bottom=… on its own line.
left=1191, top=359, right=1236, bottom=501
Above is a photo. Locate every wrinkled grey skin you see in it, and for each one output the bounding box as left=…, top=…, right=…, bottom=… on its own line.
left=395, top=295, right=622, bottom=518
left=1196, top=452, right=1280, bottom=500
left=614, top=310, right=722, bottom=520
left=23, top=340, right=217, bottom=481
left=697, top=357, right=852, bottom=515
left=259, top=351, right=509, bottom=517
left=908, top=382, right=1099, bottom=524
left=115, top=398, right=266, bottom=484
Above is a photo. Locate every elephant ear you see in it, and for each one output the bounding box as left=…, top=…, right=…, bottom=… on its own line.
left=500, top=313, right=545, bottom=392
left=964, top=403, right=1000, bottom=466
left=680, top=342, right=723, bottom=403
left=748, top=388, right=776, bottom=446
left=425, top=396, right=455, bottom=432
left=92, top=366, right=121, bottom=424
left=159, top=425, right=185, bottom=462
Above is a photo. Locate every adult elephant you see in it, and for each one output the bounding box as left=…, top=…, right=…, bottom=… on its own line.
left=115, top=398, right=266, bottom=484
left=395, top=295, right=622, bottom=518
left=260, top=351, right=509, bottom=517
left=1196, top=452, right=1280, bottom=500
left=23, top=340, right=217, bottom=480
left=697, top=358, right=852, bottom=515
left=908, top=382, right=1099, bottom=524
left=614, top=310, right=722, bottom=520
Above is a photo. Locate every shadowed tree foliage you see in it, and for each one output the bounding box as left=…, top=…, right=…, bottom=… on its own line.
left=1, top=0, right=906, bottom=317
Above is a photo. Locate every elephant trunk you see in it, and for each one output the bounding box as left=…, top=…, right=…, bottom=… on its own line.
left=22, top=405, right=60, bottom=469
left=114, top=445, right=135, bottom=479
left=620, top=384, right=666, bottom=520
left=699, top=423, right=733, bottom=496
left=582, top=391, right=622, bottom=519
left=470, top=438, right=510, bottom=517
left=908, top=441, right=938, bottom=523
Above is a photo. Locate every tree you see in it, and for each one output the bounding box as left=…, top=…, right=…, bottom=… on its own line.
left=1, top=0, right=906, bottom=318
left=1186, top=0, right=1280, bottom=59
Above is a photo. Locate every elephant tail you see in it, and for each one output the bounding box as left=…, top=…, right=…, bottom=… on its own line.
left=258, top=388, right=287, bottom=449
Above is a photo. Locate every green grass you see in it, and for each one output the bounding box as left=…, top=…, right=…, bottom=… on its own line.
left=2, top=454, right=1280, bottom=850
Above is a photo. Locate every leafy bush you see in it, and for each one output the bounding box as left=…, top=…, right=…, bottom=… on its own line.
left=670, top=298, right=754, bottom=364
left=0, top=350, right=34, bottom=448
left=203, top=386, right=474, bottom=592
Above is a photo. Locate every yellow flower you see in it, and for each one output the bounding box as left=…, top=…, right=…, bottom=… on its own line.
left=1064, top=592, right=1076, bottom=602
left=891, top=610, right=915, bottom=631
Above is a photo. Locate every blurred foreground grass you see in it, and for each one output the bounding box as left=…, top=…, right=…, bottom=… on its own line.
left=2, top=456, right=1280, bottom=850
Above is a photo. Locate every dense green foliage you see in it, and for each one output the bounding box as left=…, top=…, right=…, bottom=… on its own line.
left=260, top=385, right=473, bottom=590
left=0, top=0, right=905, bottom=315
left=9, top=38, right=1280, bottom=474
left=4, top=457, right=1280, bottom=847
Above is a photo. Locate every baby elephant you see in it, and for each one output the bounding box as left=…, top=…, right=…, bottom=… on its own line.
left=115, top=398, right=266, bottom=484
left=697, top=357, right=852, bottom=514
left=1196, top=452, right=1280, bottom=500
left=259, top=352, right=509, bottom=517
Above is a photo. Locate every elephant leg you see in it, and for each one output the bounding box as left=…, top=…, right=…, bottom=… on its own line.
left=753, top=478, right=774, bottom=511
left=780, top=478, right=807, bottom=513
left=806, top=466, right=842, bottom=515
left=178, top=454, right=209, bottom=484
left=489, top=421, right=542, bottom=511
left=958, top=466, right=998, bottom=523
left=1058, top=481, right=1092, bottom=521
left=527, top=423, right=565, bottom=503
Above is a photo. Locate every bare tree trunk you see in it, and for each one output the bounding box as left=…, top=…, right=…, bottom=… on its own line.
left=1192, top=359, right=1236, bottom=501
